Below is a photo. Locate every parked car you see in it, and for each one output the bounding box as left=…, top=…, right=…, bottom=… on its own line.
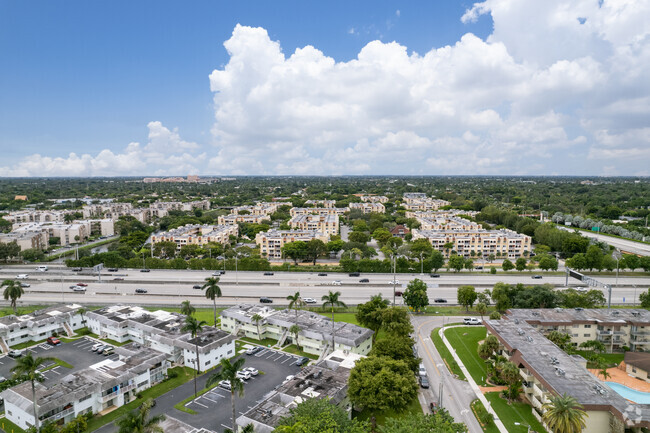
left=332, top=280, right=342, bottom=286
left=430, top=273, right=441, bottom=278
left=219, top=380, right=232, bottom=390
left=192, top=285, right=202, bottom=290
left=349, top=272, right=360, bottom=277
left=0, top=376, right=6, bottom=383
left=532, top=275, right=543, bottom=279
left=236, top=370, right=252, bottom=380
left=76, top=283, right=88, bottom=287
left=260, top=297, right=273, bottom=303
left=263, top=272, right=274, bottom=276
left=359, top=278, right=370, bottom=283
left=140, top=269, right=151, bottom=272
left=135, top=288, right=148, bottom=294
left=434, top=298, right=447, bottom=303
left=103, top=347, right=115, bottom=356
left=72, top=267, right=83, bottom=272
left=463, top=317, right=482, bottom=325
left=419, top=375, right=430, bottom=388
left=91, top=343, right=103, bottom=351
left=46, top=337, right=61, bottom=346
left=295, top=356, right=310, bottom=367
left=283, top=375, right=295, bottom=384
left=317, top=273, right=327, bottom=276
left=246, top=346, right=263, bottom=355
left=8, top=350, right=22, bottom=358
left=244, top=367, right=259, bottom=376
left=107, top=268, right=118, bottom=272
left=16, top=274, right=28, bottom=279
left=73, top=286, right=87, bottom=292
left=96, top=345, right=107, bottom=354
left=418, top=363, right=427, bottom=376
left=20, top=283, right=30, bottom=288
left=303, top=297, right=316, bottom=304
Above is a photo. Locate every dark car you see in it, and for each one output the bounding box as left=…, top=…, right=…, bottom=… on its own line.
left=107, top=268, right=118, bottom=272
left=113, top=277, right=124, bottom=281
left=76, top=283, right=88, bottom=287
left=135, top=288, right=148, bottom=294
left=72, top=267, right=83, bottom=272
left=192, top=285, right=202, bottom=290
left=434, top=298, right=447, bottom=303
left=349, top=272, right=360, bottom=277
left=263, top=272, right=274, bottom=276
left=295, top=356, right=310, bottom=366
left=419, top=375, right=430, bottom=388
left=532, top=275, right=543, bottom=279
left=260, top=297, right=273, bottom=303
left=140, top=269, right=151, bottom=272
left=395, top=291, right=403, bottom=297
left=359, top=278, right=369, bottom=283
left=317, top=273, right=327, bottom=276
left=430, top=273, right=441, bottom=278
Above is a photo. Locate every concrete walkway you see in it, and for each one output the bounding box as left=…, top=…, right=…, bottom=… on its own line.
left=440, top=325, right=509, bottom=433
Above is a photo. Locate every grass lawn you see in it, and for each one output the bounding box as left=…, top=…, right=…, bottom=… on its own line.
left=0, top=415, right=26, bottom=433
left=239, top=336, right=278, bottom=347
left=444, top=326, right=489, bottom=386
left=283, top=344, right=318, bottom=359
left=0, top=306, right=45, bottom=317
left=574, top=350, right=624, bottom=368
left=10, top=339, right=47, bottom=350
left=484, top=392, right=547, bottom=433
left=353, top=395, right=423, bottom=425
left=85, top=366, right=194, bottom=431
left=431, top=328, right=466, bottom=380
left=42, top=358, right=73, bottom=371
left=471, top=399, right=500, bottom=433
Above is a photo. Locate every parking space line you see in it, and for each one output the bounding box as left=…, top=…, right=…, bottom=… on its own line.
left=191, top=400, right=208, bottom=408
left=202, top=396, right=219, bottom=403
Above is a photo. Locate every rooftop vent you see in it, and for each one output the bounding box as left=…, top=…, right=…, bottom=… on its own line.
left=575, top=307, right=584, bottom=311
left=514, top=319, right=520, bottom=324
left=517, top=328, right=525, bottom=336
left=526, top=336, right=534, bottom=343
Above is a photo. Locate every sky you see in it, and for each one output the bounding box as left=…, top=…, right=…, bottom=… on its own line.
left=0, top=0, right=649, bottom=177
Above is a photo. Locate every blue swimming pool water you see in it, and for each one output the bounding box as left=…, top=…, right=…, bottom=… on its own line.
left=605, top=382, right=650, bottom=404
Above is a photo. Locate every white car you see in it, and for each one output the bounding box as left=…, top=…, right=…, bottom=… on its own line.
left=388, top=280, right=400, bottom=284
left=72, top=286, right=87, bottom=292
left=16, top=274, right=28, bottom=279
left=283, top=375, right=295, bottom=384
left=332, top=280, right=342, bottom=286
left=91, top=343, right=103, bottom=351
left=219, top=380, right=232, bottom=390
left=463, top=317, right=482, bottom=325
left=244, top=367, right=259, bottom=376
left=418, top=364, right=427, bottom=377
left=236, top=370, right=251, bottom=380
left=575, top=287, right=589, bottom=293
left=303, top=297, right=316, bottom=304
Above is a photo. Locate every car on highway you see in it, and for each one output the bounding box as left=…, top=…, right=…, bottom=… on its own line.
left=219, top=380, right=232, bottom=390
left=359, top=278, right=369, bottom=283
left=72, top=267, right=83, bottom=272
left=246, top=346, right=263, bottom=355
left=107, top=268, right=118, bottom=272
left=8, top=350, right=22, bottom=358
left=16, top=274, right=28, bottom=279
left=135, top=288, right=148, bottom=294
left=76, top=283, right=88, bottom=287
left=430, top=273, right=440, bottom=278
left=349, top=272, right=360, bottom=277
left=575, top=287, right=589, bottom=292
left=263, top=272, right=274, bottom=276
left=418, top=363, right=427, bottom=376
left=532, top=275, right=543, bottom=279
left=212, top=270, right=225, bottom=276
left=419, top=375, right=430, bottom=388
left=192, top=285, right=202, bottom=290
left=244, top=367, right=259, bottom=376
left=388, top=280, right=400, bottom=284
left=20, top=283, right=30, bottom=288
left=69, top=285, right=79, bottom=290
left=463, top=317, right=482, bottom=325
left=434, top=298, right=447, bottom=303
left=113, top=277, right=124, bottom=281
left=140, top=269, right=150, bottom=272
left=394, top=291, right=403, bottom=297
left=36, top=265, right=48, bottom=272
left=317, top=273, right=327, bottom=276
left=260, top=297, right=273, bottom=303
left=236, top=370, right=251, bottom=380
left=72, top=286, right=87, bottom=292
left=303, top=297, right=316, bottom=304
left=295, top=357, right=310, bottom=367
left=332, top=280, right=342, bottom=286
left=46, top=337, right=61, bottom=346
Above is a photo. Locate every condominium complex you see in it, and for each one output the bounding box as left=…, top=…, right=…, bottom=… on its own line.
left=82, top=200, right=210, bottom=222
left=237, top=350, right=361, bottom=433
left=151, top=224, right=238, bottom=249
left=359, top=195, right=388, bottom=203
left=232, top=202, right=279, bottom=216
left=2, top=210, right=71, bottom=225
left=348, top=202, right=386, bottom=214
left=255, top=229, right=329, bottom=259
left=412, top=214, right=481, bottom=231
left=217, top=213, right=269, bottom=225
left=289, top=207, right=347, bottom=217
left=221, top=304, right=373, bottom=358
left=0, top=230, right=49, bottom=251
left=485, top=313, right=650, bottom=432
left=402, top=193, right=450, bottom=211
left=304, top=199, right=336, bottom=208
left=289, top=214, right=339, bottom=236
left=412, top=228, right=532, bottom=258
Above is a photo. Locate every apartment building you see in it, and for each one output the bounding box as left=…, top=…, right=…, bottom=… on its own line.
left=150, top=200, right=211, bottom=212
left=624, top=352, right=650, bottom=382
left=237, top=350, right=362, bottom=433
left=0, top=304, right=85, bottom=352
left=0, top=230, right=49, bottom=251
left=289, top=214, right=339, bottom=236
left=11, top=221, right=90, bottom=246
left=1, top=345, right=168, bottom=430
left=402, top=193, right=450, bottom=211
left=151, top=224, right=238, bottom=249
left=348, top=202, right=386, bottom=214
left=232, top=202, right=279, bottom=216
left=405, top=209, right=479, bottom=219
left=505, top=308, right=650, bottom=353
left=255, top=230, right=330, bottom=259
left=221, top=305, right=373, bottom=358
left=86, top=306, right=236, bottom=371
left=82, top=203, right=134, bottom=219
left=2, top=210, right=70, bottom=225
left=414, top=215, right=481, bottom=231
left=359, top=195, right=388, bottom=203
left=289, top=207, right=347, bottom=217
left=485, top=318, right=650, bottom=432
left=217, top=214, right=269, bottom=225
left=412, top=228, right=532, bottom=258
left=304, top=199, right=336, bottom=208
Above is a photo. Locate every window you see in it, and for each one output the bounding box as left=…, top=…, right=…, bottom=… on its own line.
left=205, top=360, right=211, bottom=366
left=584, top=334, right=590, bottom=337
left=79, top=394, right=91, bottom=402
left=584, top=325, right=591, bottom=328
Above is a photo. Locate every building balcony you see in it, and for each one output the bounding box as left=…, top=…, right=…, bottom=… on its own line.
left=41, top=406, right=74, bottom=424
left=102, top=391, right=119, bottom=402
left=597, top=330, right=612, bottom=336
left=519, top=370, right=534, bottom=383
left=632, top=331, right=650, bottom=337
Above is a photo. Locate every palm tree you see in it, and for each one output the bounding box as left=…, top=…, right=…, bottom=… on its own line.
left=321, top=291, right=346, bottom=352
left=11, top=352, right=55, bottom=433
left=224, top=425, right=255, bottom=433
left=289, top=324, right=301, bottom=350
left=286, top=291, right=305, bottom=326
left=181, top=315, right=207, bottom=398
left=201, top=277, right=222, bottom=327
left=116, top=398, right=165, bottom=433
left=251, top=313, right=263, bottom=339
left=180, top=300, right=195, bottom=317
left=2, top=279, right=24, bottom=314
left=207, top=357, right=246, bottom=433
left=542, top=393, right=588, bottom=433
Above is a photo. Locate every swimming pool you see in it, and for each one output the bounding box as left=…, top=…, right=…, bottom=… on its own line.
left=605, top=382, right=650, bottom=404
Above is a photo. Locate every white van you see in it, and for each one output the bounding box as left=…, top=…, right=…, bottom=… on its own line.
left=36, top=265, right=48, bottom=272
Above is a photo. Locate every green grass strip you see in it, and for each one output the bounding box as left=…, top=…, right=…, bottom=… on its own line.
left=430, top=328, right=466, bottom=380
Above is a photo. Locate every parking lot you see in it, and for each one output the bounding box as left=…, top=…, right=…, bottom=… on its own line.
left=0, top=337, right=119, bottom=384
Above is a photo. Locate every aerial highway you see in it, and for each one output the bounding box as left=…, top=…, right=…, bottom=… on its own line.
left=557, top=225, right=650, bottom=256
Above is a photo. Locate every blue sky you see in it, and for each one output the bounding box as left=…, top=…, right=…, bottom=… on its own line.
left=0, top=1, right=648, bottom=176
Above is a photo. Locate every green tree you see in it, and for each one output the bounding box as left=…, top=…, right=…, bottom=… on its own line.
left=11, top=352, right=55, bottom=433
left=372, top=228, right=393, bottom=246
left=447, top=254, right=465, bottom=272
left=380, top=307, right=413, bottom=337
left=326, top=239, right=345, bottom=256
left=201, top=277, right=222, bottom=327
left=410, top=238, right=433, bottom=261
left=207, top=357, right=246, bottom=433
left=371, top=335, right=420, bottom=372
left=2, top=279, right=24, bottom=313
left=502, top=259, right=514, bottom=272
left=276, top=398, right=369, bottom=433
left=428, top=250, right=444, bottom=272
left=476, top=302, right=487, bottom=320
left=403, top=278, right=429, bottom=313
left=457, top=285, right=477, bottom=311
left=579, top=340, right=606, bottom=354
left=282, top=241, right=307, bottom=264
left=287, top=291, right=305, bottom=325
left=181, top=315, right=207, bottom=397
left=321, top=291, right=347, bottom=351
left=547, top=331, right=572, bottom=352
left=116, top=398, right=165, bottom=433
left=180, top=300, right=195, bottom=317
left=538, top=254, right=558, bottom=271
left=0, top=241, right=21, bottom=262
left=542, top=393, right=587, bottom=433
left=585, top=245, right=603, bottom=271
left=379, top=409, right=468, bottom=433
left=348, top=357, right=418, bottom=412
left=251, top=313, right=263, bottom=338
left=477, top=335, right=500, bottom=360
left=289, top=324, right=301, bottom=350
left=356, top=294, right=390, bottom=342
left=640, top=289, right=650, bottom=309
left=515, top=257, right=527, bottom=271
left=305, top=239, right=328, bottom=265
left=348, top=231, right=370, bottom=244
left=489, top=311, right=501, bottom=320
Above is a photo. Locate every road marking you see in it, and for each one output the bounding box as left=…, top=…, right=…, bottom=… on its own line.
left=417, top=318, right=441, bottom=377
left=203, top=395, right=219, bottom=403
left=191, top=400, right=208, bottom=408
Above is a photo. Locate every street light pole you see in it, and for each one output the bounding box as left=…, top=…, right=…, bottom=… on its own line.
left=235, top=254, right=239, bottom=286
left=392, top=254, right=397, bottom=306
left=420, top=252, right=423, bottom=275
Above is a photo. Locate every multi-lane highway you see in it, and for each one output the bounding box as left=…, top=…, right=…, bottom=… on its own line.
left=557, top=225, right=650, bottom=256
left=1, top=264, right=648, bottom=307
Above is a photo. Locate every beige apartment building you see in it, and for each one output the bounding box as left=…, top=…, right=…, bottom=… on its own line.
left=11, top=222, right=90, bottom=246
left=359, top=195, right=388, bottom=203
left=255, top=229, right=329, bottom=259
left=402, top=193, right=450, bottom=211
left=217, top=214, right=269, bottom=225
left=412, top=228, right=532, bottom=258
left=289, top=207, right=347, bottom=217
left=232, top=202, right=279, bottom=216
left=304, top=199, right=336, bottom=208
left=2, top=210, right=70, bottom=225
left=151, top=224, right=238, bottom=249
left=414, top=215, right=481, bottom=231
left=289, top=214, right=339, bottom=236
left=0, top=230, right=49, bottom=251
left=348, top=202, right=385, bottom=214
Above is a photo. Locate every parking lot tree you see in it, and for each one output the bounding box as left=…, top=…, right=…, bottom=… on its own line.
left=348, top=356, right=418, bottom=412
left=403, top=278, right=429, bottom=313
left=372, top=227, right=393, bottom=246
left=379, top=408, right=468, bottom=433
left=251, top=313, right=263, bottom=338
left=281, top=241, right=307, bottom=264
left=380, top=307, right=413, bottom=337
left=501, top=259, right=514, bottom=272
left=356, top=294, right=390, bottom=342
left=322, top=290, right=346, bottom=350
left=11, top=352, right=55, bottom=433
left=326, top=239, right=345, bottom=257
left=457, top=285, right=477, bottom=311
left=287, top=291, right=305, bottom=326
left=275, top=398, right=368, bottom=433
left=515, top=257, right=527, bottom=271
left=447, top=254, right=465, bottom=272
left=305, top=239, right=328, bottom=265
left=202, top=277, right=222, bottom=327
left=207, top=357, right=246, bottom=433
left=116, top=398, right=164, bottom=433
left=181, top=316, right=207, bottom=397
left=2, top=279, right=24, bottom=314
left=370, top=335, right=419, bottom=372
left=180, top=300, right=195, bottom=317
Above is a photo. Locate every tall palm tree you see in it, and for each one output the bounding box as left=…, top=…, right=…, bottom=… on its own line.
left=11, top=352, right=55, bottom=433
left=224, top=425, right=255, bottom=433
left=181, top=316, right=207, bottom=398
left=180, top=300, right=195, bottom=317
left=321, top=291, right=346, bottom=352
left=2, top=279, right=24, bottom=314
left=207, top=357, right=246, bottom=433
left=116, top=398, right=165, bottom=433
left=289, top=324, right=301, bottom=350
left=201, top=277, right=222, bottom=328
left=286, top=291, right=304, bottom=326
left=251, top=313, right=263, bottom=339
left=542, top=393, right=587, bottom=433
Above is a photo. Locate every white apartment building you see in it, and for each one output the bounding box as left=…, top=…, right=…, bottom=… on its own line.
left=221, top=305, right=373, bottom=358
left=1, top=345, right=168, bottom=430
left=348, top=202, right=385, bottom=214
left=289, top=207, right=347, bottom=217
left=402, top=193, right=450, bottom=211
left=151, top=224, right=238, bottom=249
left=232, top=202, right=279, bottom=216
left=304, top=200, right=336, bottom=208
left=0, top=230, right=49, bottom=251
left=289, top=214, right=339, bottom=236
left=413, top=215, right=481, bottom=231
left=11, top=221, right=90, bottom=246
left=150, top=200, right=211, bottom=212
left=412, top=228, right=532, bottom=258
left=217, top=214, right=269, bottom=225
left=85, top=306, right=236, bottom=371
left=82, top=203, right=134, bottom=219
left=2, top=210, right=71, bottom=225
left=255, top=230, right=330, bottom=259
left=359, top=195, right=388, bottom=203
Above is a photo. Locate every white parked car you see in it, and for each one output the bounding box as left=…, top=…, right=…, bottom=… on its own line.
left=463, top=317, right=482, bottom=325
left=16, top=274, right=28, bottom=279
left=91, top=343, right=103, bottom=351
left=219, top=380, right=232, bottom=390
left=303, top=297, right=316, bottom=304
left=332, top=280, right=342, bottom=286
left=283, top=375, right=295, bottom=384
left=236, top=370, right=251, bottom=380
left=244, top=367, right=259, bottom=376
left=418, top=363, right=427, bottom=377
